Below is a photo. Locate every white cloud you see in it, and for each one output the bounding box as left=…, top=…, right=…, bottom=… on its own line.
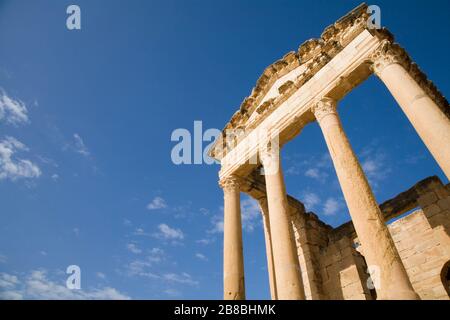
left=163, top=273, right=198, bottom=286
left=286, top=153, right=332, bottom=181
left=126, top=272, right=195, bottom=297
left=148, top=248, right=165, bottom=262
left=96, top=272, right=106, bottom=279
left=126, top=243, right=142, bottom=254
left=285, top=165, right=300, bottom=175
left=134, top=228, right=145, bottom=235
left=172, top=203, right=193, bottom=219
left=72, top=133, right=90, bottom=157
left=0, top=137, right=41, bottom=181
left=37, top=155, right=58, bottom=168
left=133, top=227, right=153, bottom=237
left=361, top=159, right=377, bottom=177
left=359, top=144, right=391, bottom=188
left=404, top=153, right=426, bottom=165
left=0, top=273, right=20, bottom=289
left=241, top=197, right=262, bottom=232
left=207, top=214, right=224, bottom=234
left=0, top=89, right=29, bottom=125
left=164, top=288, right=181, bottom=297
left=195, top=253, right=208, bottom=261
left=51, top=174, right=59, bottom=181
left=125, top=248, right=165, bottom=278
left=302, top=192, right=320, bottom=211
left=0, top=270, right=130, bottom=300
left=361, top=155, right=390, bottom=186
left=85, top=287, right=130, bottom=300
left=154, top=224, right=184, bottom=240
left=323, top=198, right=340, bottom=216
left=196, top=238, right=213, bottom=245
left=0, top=290, right=23, bottom=300
left=123, top=250, right=199, bottom=290
left=126, top=260, right=158, bottom=278
left=146, top=196, right=167, bottom=210
left=206, top=198, right=261, bottom=234
left=305, top=168, right=319, bottom=179
left=304, top=167, right=329, bottom=182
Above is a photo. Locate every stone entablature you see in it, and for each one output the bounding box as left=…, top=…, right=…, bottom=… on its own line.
left=216, top=28, right=382, bottom=178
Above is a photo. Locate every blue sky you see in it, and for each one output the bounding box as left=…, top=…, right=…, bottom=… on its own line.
left=0, top=0, right=449, bottom=300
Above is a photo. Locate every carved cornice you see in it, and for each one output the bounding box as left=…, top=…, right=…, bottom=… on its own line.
left=370, top=40, right=450, bottom=118
left=311, top=97, right=337, bottom=122
left=321, top=3, right=370, bottom=48
left=209, top=4, right=371, bottom=159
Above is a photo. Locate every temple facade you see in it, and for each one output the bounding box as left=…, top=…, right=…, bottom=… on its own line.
left=208, top=4, right=450, bottom=300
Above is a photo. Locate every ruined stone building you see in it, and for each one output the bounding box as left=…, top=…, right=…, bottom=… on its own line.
left=208, top=4, right=450, bottom=300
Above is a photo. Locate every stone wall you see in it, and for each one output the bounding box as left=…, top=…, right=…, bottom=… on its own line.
left=291, top=210, right=329, bottom=300
left=318, top=235, right=371, bottom=300
left=387, top=180, right=450, bottom=299
left=292, top=176, right=450, bottom=300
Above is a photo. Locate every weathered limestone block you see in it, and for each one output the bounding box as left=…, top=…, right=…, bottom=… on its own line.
left=418, top=192, right=439, bottom=207
left=437, top=198, right=450, bottom=211
left=388, top=207, right=450, bottom=300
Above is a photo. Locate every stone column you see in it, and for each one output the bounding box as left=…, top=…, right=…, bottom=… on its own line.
left=258, top=197, right=277, bottom=300
left=371, top=41, right=450, bottom=179
left=312, top=97, right=419, bottom=300
left=220, top=175, right=245, bottom=300
left=260, top=147, right=305, bottom=300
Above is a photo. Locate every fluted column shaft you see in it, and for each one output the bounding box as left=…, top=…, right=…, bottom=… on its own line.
left=258, top=197, right=277, bottom=299
left=312, top=97, right=419, bottom=300
left=372, top=42, right=450, bottom=179
left=220, top=176, right=245, bottom=300
left=260, top=148, right=305, bottom=300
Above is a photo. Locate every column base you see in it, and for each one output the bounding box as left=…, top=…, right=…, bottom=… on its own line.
left=379, top=290, right=420, bottom=300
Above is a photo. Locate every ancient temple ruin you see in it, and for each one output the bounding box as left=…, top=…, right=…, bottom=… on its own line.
left=208, top=4, right=450, bottom=300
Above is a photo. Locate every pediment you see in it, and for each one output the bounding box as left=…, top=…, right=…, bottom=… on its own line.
left=210, top=3, right=381, bottom=159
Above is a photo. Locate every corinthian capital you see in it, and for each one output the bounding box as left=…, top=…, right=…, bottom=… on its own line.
left=311, top=97, right=337, bottom=122
left=370, top=40, right=411, bottom=75
left=219, top=175, right=242, bottom=192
